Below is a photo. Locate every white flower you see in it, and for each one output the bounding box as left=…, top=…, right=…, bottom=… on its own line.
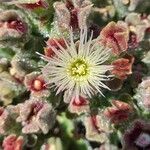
left=16, top=99, right=56, bottom=134
left=134, top=77, right=150, bottom=111
left=41, top=28, right=113, bottom=99
left=84, top=114, right=111, bottom=143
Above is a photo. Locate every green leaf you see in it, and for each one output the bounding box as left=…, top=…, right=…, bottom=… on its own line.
left=23, top=36, right=46, bottom=54
left=0, top=47, right=15, bottom=60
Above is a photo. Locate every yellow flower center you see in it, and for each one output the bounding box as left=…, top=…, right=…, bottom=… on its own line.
left=67, top=58, right=89, bottom=79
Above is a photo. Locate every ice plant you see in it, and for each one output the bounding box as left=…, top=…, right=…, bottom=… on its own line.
left=1, top=0, right=48, bottom=9
left=125, top=13, right=150, bottom=42
left=123, top=120, right=150, bottom=150
left=111, top=55, right=134, bottom=80
left=53, top=0, right=92, bottom=30
left=99, top=21, right=129, bottom=55
left=104, top=100, right=133, bottom=124
left=24, top=72, right=50, bottom=98
left=1, top=0, right=150, bottom=149
left=84, top=114, right=111, bottom=143
left=2, top=134, right=24, bottom=150
left=68, top=95, right=90, bottom=115
left=16, top=99, right=56, bottom=134
left=41, top=28, right=113, bottom=100
left=0, top=10, right=27, bottom=40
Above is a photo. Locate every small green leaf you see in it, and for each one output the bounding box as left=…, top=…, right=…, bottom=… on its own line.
left=0, top=47, right=15, bottom=60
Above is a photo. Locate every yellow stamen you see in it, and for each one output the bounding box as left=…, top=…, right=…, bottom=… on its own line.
left=67, top=58, right=89, bottom=78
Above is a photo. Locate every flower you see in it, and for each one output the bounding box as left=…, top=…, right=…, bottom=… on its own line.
left=19, top=0, right=48, bottom=9
left=68, top=95, right=90, bottom=115
left=99, top=21, right=129, bottom=55
left=41, top=137, right=63, bottom=150
left=2, top=134, right=24, bottom=150
left=41, top=28, right=113, bottom=100
left=123, top=120, right=150, bottom=150
left=0, top=10, right=28, bottom=40
left=53, top=0, right=93, bottom=30
left=84, top=114, right=111, bottom=143
left=125, top=13, right=150, bottom=42
left=44, top=38, right=66, bottom=58
left=1, top=0, right=48, bottom=9
left=16, top=99, right=56, bottom=134
left=134, top=77, right=150, bottom=111
left=24, top=72, right=50, bottom=98
left=111, top=55, right=134, bottom=80
left=103, top=100, right=133, bottom=124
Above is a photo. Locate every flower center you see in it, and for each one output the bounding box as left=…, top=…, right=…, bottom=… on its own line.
left=68, top=59, right=89, bottom=78
left=32, top=79, right=45, bottom=91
